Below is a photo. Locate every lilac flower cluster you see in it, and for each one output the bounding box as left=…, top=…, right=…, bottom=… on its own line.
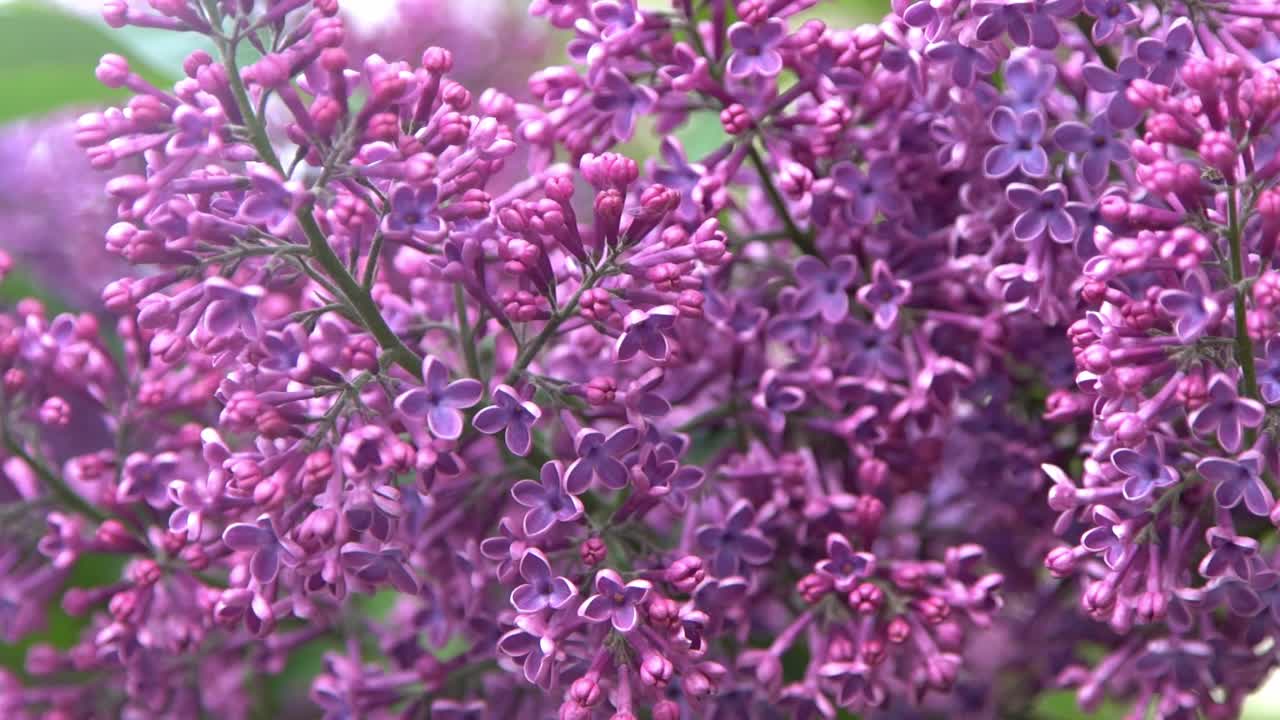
left=5, top=0, right=1280, bottom=718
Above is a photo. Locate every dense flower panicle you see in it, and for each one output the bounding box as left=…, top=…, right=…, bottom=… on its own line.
left=6, top=0, right=1280, bottom=718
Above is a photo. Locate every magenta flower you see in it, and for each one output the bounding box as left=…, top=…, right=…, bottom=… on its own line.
left=578, top=568, right=651, bottom=632
left=395, top=355, right=483, bottom=440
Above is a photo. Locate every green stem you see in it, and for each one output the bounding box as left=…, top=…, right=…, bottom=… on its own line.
left=455, top=284, right=483, bottom=381
left=3, top=430, right=110, bottom=525
left=206, top=8, right=423, bottom=378
left=502, top=263, right=613, bottom=385
left=746, top=141, right=819, bottom=259
left=1228, top=187, right=1260, bottom=400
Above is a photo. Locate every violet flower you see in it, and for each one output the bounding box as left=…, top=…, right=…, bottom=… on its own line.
left=510, top=548, right=576, bottom=612
left=511, top=462, right=584, bottom=536
left=578, top=568, right=651, bottom=632
left=395, top=355, right=484, bottom=440
left=473, top=384, right=542, bottom=456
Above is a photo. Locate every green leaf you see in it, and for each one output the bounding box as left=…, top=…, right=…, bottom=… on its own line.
left=0, top=2, right=176, bottom=124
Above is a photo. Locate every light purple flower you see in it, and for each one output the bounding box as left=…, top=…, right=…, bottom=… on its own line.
left=201, top=277, right=264, bottom=339
left=1052, top=117, right=1129, bottom=187
left=1083, top=0, right=1138, bottom=43
left=985, top=108, right=1048, bottom=178
left=1080, top=506, right=1132, bottom=568
left=1158, top=270, right=1220, bottom=343
left=222, top=514, right=299, bottom=584
left=1110, top=439, right=1178, bottom=501
left=1199, top=527, right=1259, bottom=579
left=118, top=451, right=178, bottom=509
left=511, top=461, right=584, bottom=536
left=565, top=425, right=639, bottom=493
left=924, top=40, right=997, bottom=89
left=1197, top=454, right=1274, bottom=517
left=238, top=162, right=306, bottom=236
left=793, top=255, right=859, bottom=324
left=510, top=548, right=577, bottom=612
left=473, top=384, right=542, bottom=456
left=395, top=355, right=484, bottom=440
left=1006, top=183, right=1075, bottom=244
left=578, top=568, right=651, bottom=632
left=829, top=160, right=903, bottom=225
left=1082, top=58, right=1147, bottom=128
left=383, top=182, right=445, bottom=240
left=753, top=369, right=806, bottom=433
left=616, top=305, right=678, bottom=362
left=726, top=20, right=786, bottom=79
left=591, top=69, right=656, bottom=140
left=1257, top=339, right=1280, bottom=405
left=1135, top=18, right=1193, bottom=85
left=1188, top=375, right=1265, bottom=453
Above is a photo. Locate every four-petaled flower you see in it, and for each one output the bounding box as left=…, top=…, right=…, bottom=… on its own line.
left=395, top=355, right=483, bottom=440
left=592, top=69, right=656, bottom=140
left=815, top=534, right=876, bottom=592
left=1157, top=270, right=1220, bottom=343
left=1006, top=183, right=1075, bottom=244
left=1198, top=454, right=1274, bottom=517
left=565, top=425, right=639, bottom=493
left=856, top=260, right=911, bottom=330
left=1052, top=117, right=1130, bottom=187
left=512, top=461, right=584, bottom=536
left=578, top=568, right=651, bottom=632
left=473, top=384, right=542, bottom=456
left=726, top=20, right=786, bottom=79
left=1110, top=439, right=1178, bottom=501
left=984, top=107, right=1048, bottom=178
left=1135, top=18, right=1193, bottom=85
left=696, top=500, right=775, bottom=577
left=1082, top=58, right=1147, bottom=128
left=1188, top=374, right=1265, bottom=453
left=793, top=254, right=859, bottom=324
left=828, top=160, right=904, bottom=225
left=383, top=182, right=446, bottom=240
left=1080, top=506, right=1132, bottom=568
left=510, top=548, right=577, bottom=612
left=616, top=305, right=678, bottom=362
left=1199, top=527, right=1259, bottom=579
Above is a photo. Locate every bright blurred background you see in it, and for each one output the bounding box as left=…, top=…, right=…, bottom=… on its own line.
left=1, top=0, right=1279, bottom=717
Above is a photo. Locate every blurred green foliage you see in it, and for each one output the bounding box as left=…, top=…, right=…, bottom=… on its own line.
left=0, top=1, right=174, bottom=125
